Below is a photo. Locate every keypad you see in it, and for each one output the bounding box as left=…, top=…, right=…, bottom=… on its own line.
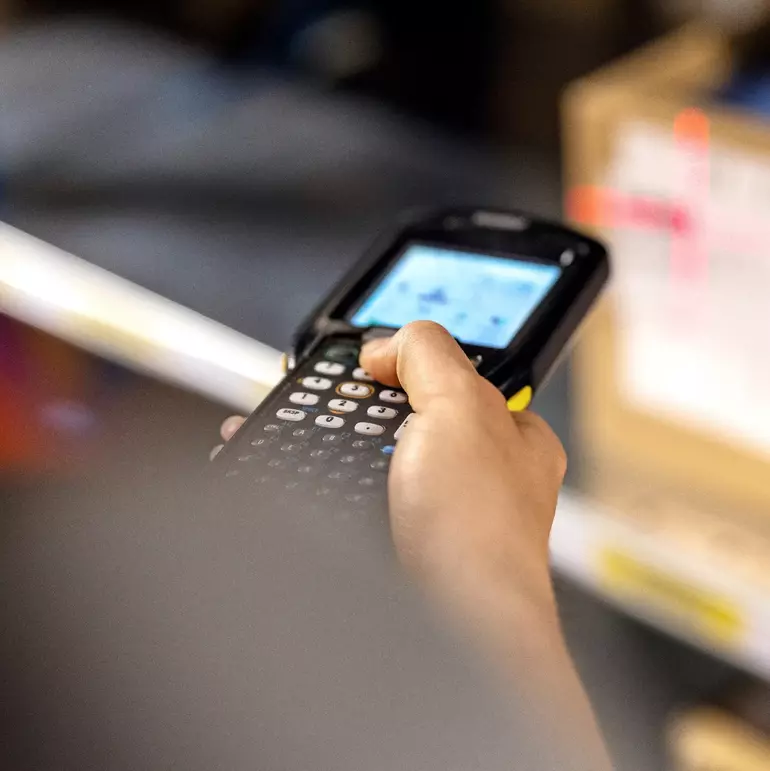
left=219, top=338, right=412, bottom=518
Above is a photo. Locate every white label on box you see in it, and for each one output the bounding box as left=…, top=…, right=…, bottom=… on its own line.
left=605, top=121, right=770, bottom=456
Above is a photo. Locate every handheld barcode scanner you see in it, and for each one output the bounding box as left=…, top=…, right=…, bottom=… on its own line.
left=215, top=208, right=609, bottom=526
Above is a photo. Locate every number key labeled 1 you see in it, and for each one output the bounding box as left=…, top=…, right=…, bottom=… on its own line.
left=289, top=391, right=320, bottom=406
left=367, top=405, right=397, bottom=420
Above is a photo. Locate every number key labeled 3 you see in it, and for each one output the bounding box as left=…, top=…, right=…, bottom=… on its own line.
left=315, top=414, right=345, bottom=429
left=301, top=376, right=333, bottom=391
left=354, top=422, right=385, bottom=436
left=289, top=391, right=320, bottom=406
left=276, top=408, right=306, bottom=422
left=328, top=398, right=359, bottom=413
left=379, top=389, right=407, bottom=404
left=314, top=361, right=345, bottom=376
left=337, top=382, right=374, bottom=398
left=367, top=405, right=397, bottom=420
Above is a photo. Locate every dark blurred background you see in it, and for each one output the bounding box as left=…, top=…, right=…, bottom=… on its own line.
left=0, top=0, right=663, bottom=353
left=2, top=2, right=770, bottom=770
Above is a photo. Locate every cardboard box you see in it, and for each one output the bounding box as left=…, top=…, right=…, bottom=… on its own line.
left=563, top=23, right=770, bottom=516
left=668, top=683, right=770, bottom=771
left=668, top=708, right=770, bottom=771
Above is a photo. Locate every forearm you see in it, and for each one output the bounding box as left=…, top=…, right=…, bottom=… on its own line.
left=419, top=545, right=614, bottom=771
left=488, top=594, right=614, bottom=771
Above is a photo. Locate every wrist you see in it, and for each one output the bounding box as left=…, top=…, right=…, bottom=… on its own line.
left=406, top=522, right=560, bottom=647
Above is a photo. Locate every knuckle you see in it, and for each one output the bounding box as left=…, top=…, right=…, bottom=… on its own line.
left=552, top=440, right=568, bottom=480
left=478, top=377, right=508, bottom=409
left=515, top=411, right=567, bottom=477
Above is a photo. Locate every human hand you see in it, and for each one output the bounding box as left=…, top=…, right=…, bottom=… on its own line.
left=212, top=332, right=608, bottom=768
left=359, top=322, right=566, bottom=631
left=213, top=322, right=565, bottom=624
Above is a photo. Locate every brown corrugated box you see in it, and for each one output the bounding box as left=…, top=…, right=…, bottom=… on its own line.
left=563, top=23, right=770, bottom=517
left=668, top=682, right=770, bottom=771
left=669, top=708, right=770, bottom=771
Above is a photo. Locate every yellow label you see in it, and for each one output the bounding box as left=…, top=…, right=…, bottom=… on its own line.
left=597, top=548, right=744, bottom=646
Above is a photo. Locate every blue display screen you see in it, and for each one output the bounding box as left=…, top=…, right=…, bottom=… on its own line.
left=349, top=243, right=561, bottom=349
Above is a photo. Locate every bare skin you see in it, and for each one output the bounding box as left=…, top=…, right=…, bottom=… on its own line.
left=216, top=321, right=613, bottom=770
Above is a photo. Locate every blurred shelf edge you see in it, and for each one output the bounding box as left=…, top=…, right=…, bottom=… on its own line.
left=2, top=222, right=768, bottom=682
left=552, top=493, right=770, bottom=682
left=0, top=222, right=283, bottom=412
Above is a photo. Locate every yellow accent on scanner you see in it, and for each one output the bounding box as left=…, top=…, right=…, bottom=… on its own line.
left=506, top=386, right=532, bottom=412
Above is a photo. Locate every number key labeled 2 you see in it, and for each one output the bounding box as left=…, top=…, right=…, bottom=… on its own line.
left=367, top=405, right=397, bottom=420
left=328, top=398, right=359, bottom=413
left=379, top=389, right=407, bottom=404
left=337, top=382, right=374, bottom=398
left=315, top=415, right=345, bottom=429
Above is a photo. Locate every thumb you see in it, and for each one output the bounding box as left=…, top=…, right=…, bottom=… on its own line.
left=359, top=321, right=479, bottom=411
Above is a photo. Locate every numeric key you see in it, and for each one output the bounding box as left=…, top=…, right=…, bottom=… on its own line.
left=289, top=391, right=320, bottom=406
left=337, top=382, right=374, bottom=399
left=367, top=405, right=397, bottom=420
left=379, top=389, right=407, bottom=404
left=328, top=398, right=359, bottom=413
left=315, top=361, right=345, bottom=376
left=315, top=415, right=345, bottom=429
left=301, top=376, right=333, bottom=391
left=352, top=367, right=374, bottom=382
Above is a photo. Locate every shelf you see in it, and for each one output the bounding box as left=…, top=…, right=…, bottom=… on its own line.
left=0, top=222, right=283, bottom=412
left=3, top=221, right=769, bottom=682
left=552, top=492, right=770, bottom=681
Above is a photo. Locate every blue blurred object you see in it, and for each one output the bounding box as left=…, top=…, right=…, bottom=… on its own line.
left=717, top=68, right=770, bottom=118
